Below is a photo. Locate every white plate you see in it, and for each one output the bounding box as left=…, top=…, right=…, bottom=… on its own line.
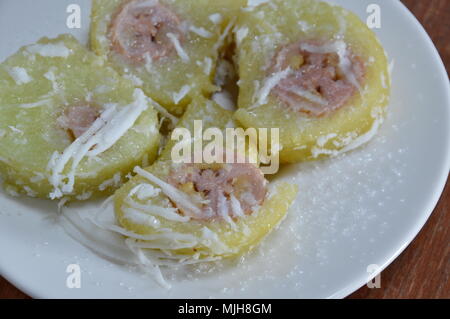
left=0, top=0, right=449, bottom=299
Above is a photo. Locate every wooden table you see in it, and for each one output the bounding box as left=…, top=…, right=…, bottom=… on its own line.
left=1, top=0, right=449, bottom=299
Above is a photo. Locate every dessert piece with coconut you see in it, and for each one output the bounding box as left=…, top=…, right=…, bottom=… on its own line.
left=113, top=96, right=298, bottom=264
left=90, top=0, right=244, bottom=115
left=0, top=34, right=160, bottom=201
left=234, top=0, right=391, bottom=163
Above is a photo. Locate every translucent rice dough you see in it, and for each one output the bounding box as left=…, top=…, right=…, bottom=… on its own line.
left=234, top=0, right=391, bottom=163
left=114, top=96, right=298, bottom=263
left=0, top=34, right=160, bottom=200
left=91, top=0, right=244, bottom=115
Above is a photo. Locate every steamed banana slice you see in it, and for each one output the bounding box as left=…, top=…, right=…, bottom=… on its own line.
left=0, top=34, right=160, bottom=200
left=91, top=0, right=244, bottom=115
left=114, top=96, right=297, bottom=263
left=234, top=0, right=390, bottom=163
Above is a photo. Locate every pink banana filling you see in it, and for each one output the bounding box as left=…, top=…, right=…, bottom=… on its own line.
left=168, top=163, right=268, bottom=221
left=109, top=0, right=184, bottom=64
left=269, top=40, right=366, bottom=117
left=57, top=105, right=99, bottom=140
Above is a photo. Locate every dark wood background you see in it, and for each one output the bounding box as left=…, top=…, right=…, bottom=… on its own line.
left=0, top=0, right=449, bottom=299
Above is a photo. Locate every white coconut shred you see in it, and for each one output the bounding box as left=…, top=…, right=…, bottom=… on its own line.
left=167, top=33, right=189, bottom=62
left=7, top=67, right=32, bottom=85
left=27, top=42, right=71, bottom=58
left=48, top=89, right=149, bottom=199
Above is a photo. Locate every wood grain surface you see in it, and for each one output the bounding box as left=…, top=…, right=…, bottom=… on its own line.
left=0, top=0, right=449, bottom=299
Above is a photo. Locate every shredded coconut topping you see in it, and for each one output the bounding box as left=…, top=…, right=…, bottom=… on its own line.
left=167, top=33, right=189, bottom=62
left=7, top=67, right=32, bottom=85
left=27, top=42, right=71, bottom=58
left=48, top=89, right=149, bottom=199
